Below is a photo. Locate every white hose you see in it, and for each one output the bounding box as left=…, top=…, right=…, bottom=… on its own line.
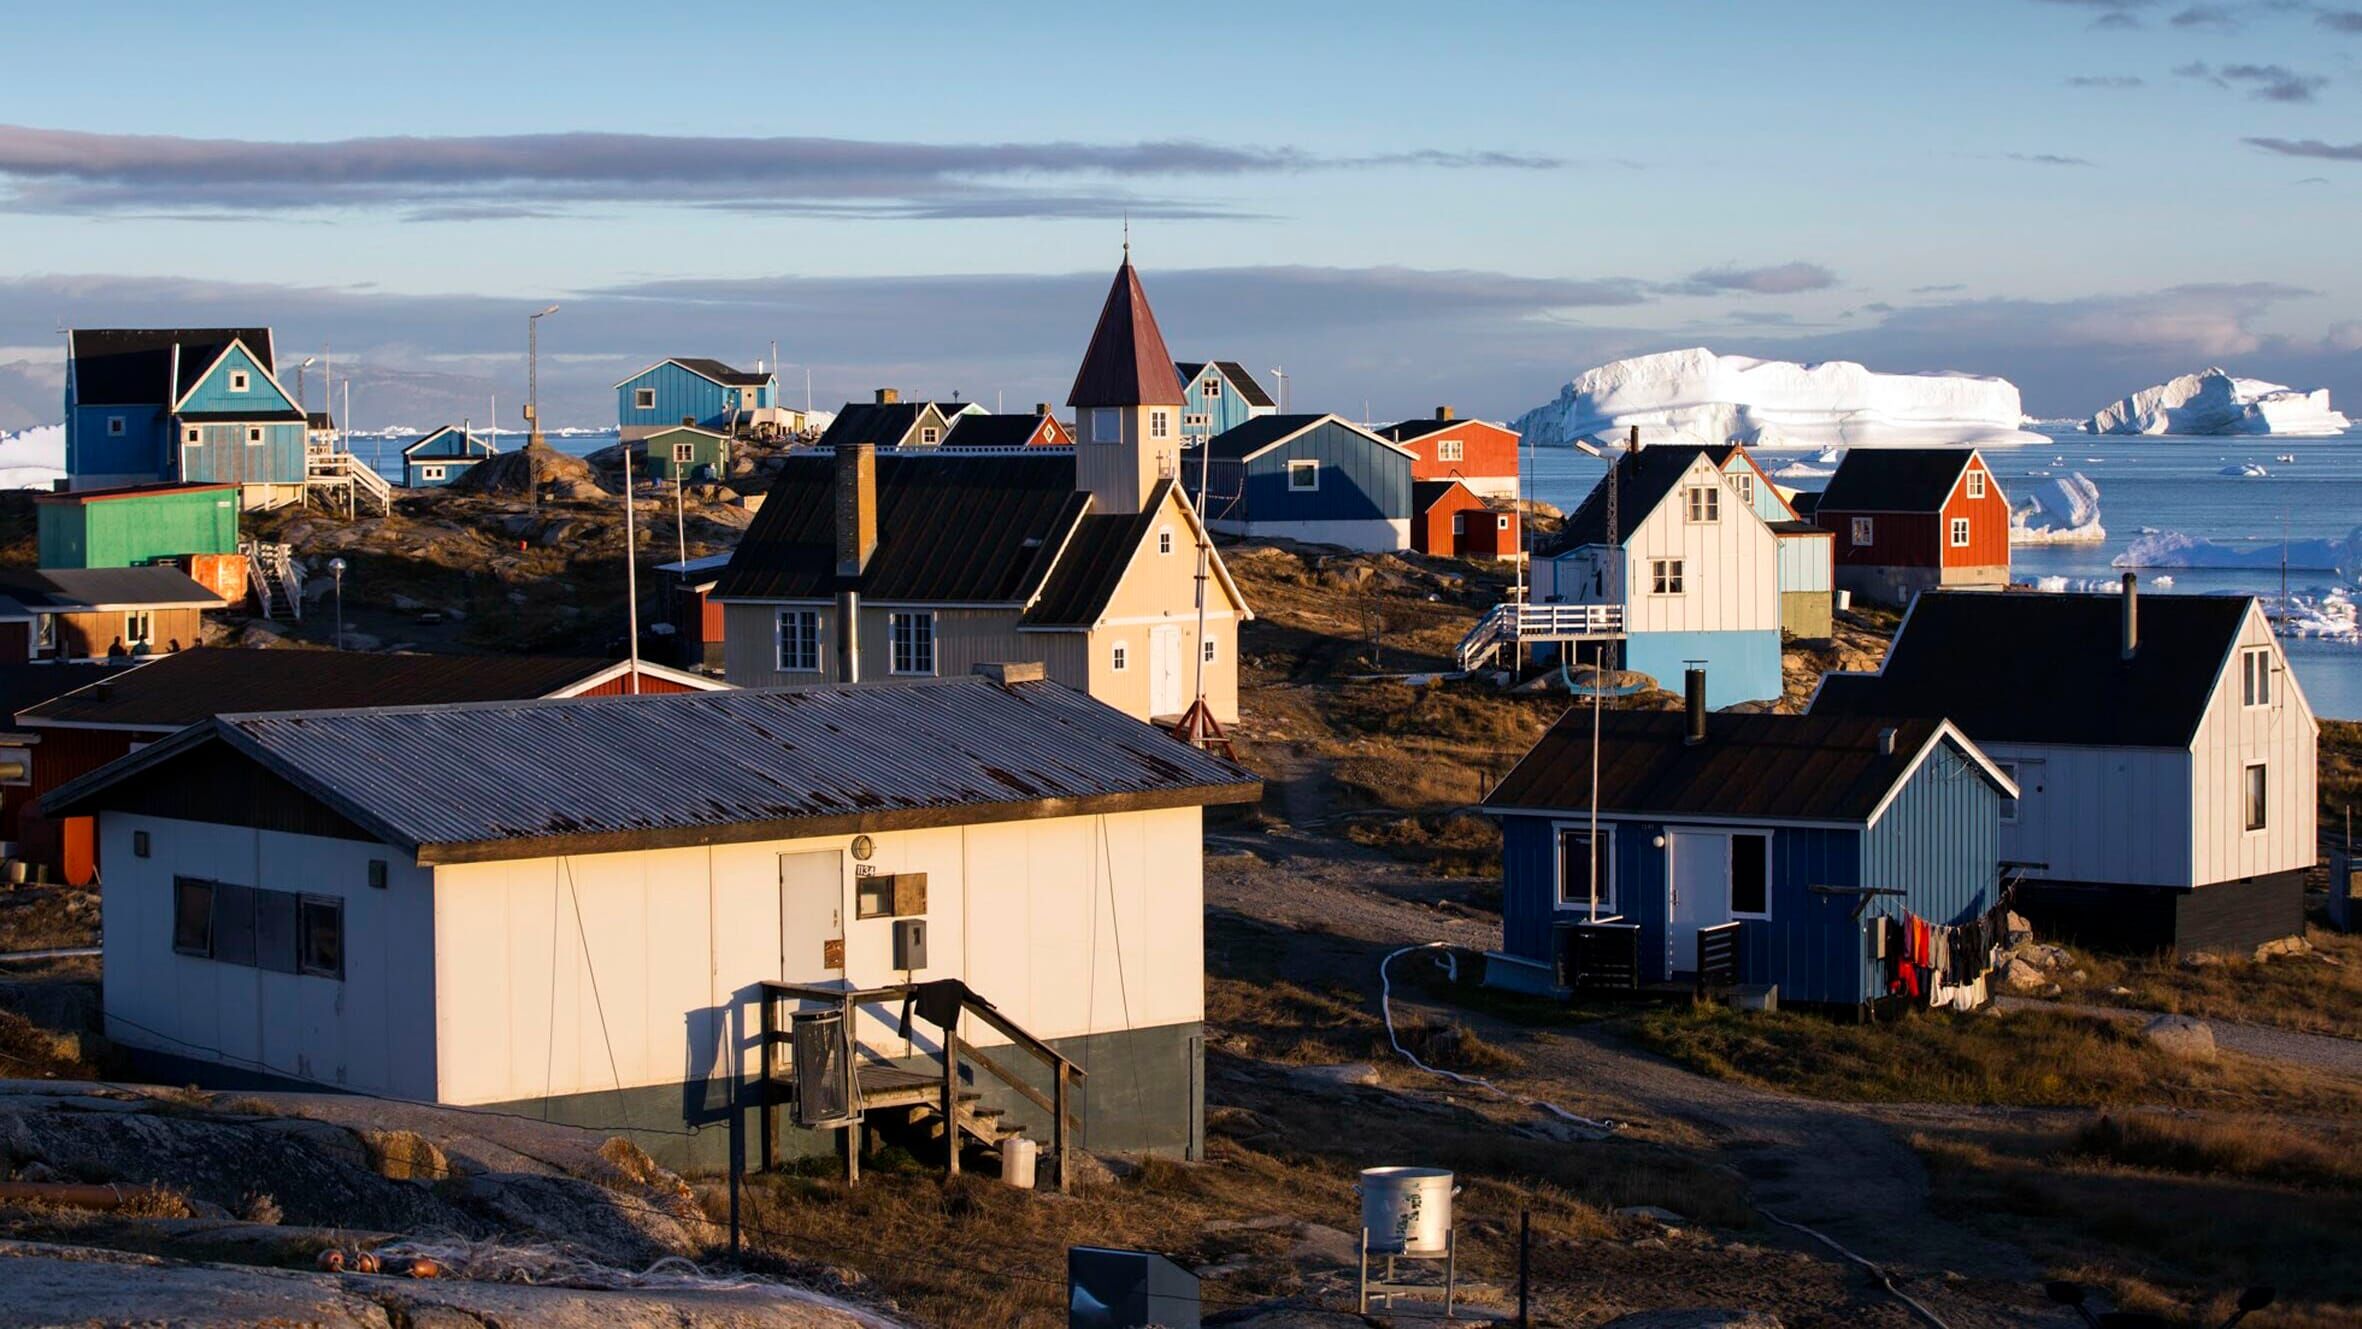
left=1377, top=942, right=1618, bottom=1133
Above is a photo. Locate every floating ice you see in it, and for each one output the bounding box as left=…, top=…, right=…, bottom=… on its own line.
left=2010, top=471, right=2106, bottom=545
left=0, top=424, right=66, bottom=490
left=1772, top=462, right=1833, bottom=478
left=2219, top=463, right=2269, bottom=477
left=2087, top=367, right=2351, bottom=436
left=2113, top=527, right=2361, bottom=574
left=2274, top=588, right=2359, bottom=642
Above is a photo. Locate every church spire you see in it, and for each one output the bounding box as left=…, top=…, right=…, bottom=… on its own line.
left=1068, top=250, right=1184, bottom=409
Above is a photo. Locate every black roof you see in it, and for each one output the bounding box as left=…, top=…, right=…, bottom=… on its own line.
left=814, top=402, right=930, bottom=450
left=70, top=329, right=274, bottom=407
left=713, top=453, right=1086, bottom=604
left=671, top=357, right=770, bottom=387
left=1809, top=590, right=2259, bottom=747
left=1485, top=710, right=1983, bottom=823
left=0, top=663, right=116, bottom=725
left=0, top=567, right=225, bottom=611
left=1020, top=482, right=1170, bottom=627
left=941, top=413, right=1053, bottom=450
left=306, top=412, right=336, bottom=430
left=48, top=678, right=1261, bottom=864
left=1789, top=491, right=1822, bottom=520
left=1201, top=414, right=1331, bottom=461
left=1549, top=444, right=1714, bottom=552
left=1412, top=479, right=1476, bottom=513
left=1814, top=448, right=1975, bottom=513
left=16, top=648, right=644, bottom=732
left=177, top=409, right=305, bottom=424
left=1175, top=361, right=1275, bottom=409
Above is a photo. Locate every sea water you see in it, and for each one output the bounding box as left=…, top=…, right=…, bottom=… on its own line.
left=1523, top=430, right=2362, bottom=719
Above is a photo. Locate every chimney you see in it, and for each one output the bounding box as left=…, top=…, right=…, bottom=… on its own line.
left=972, top=660, right=1045, bottom=688
left=2121, top=572, right=2139, bottom=660
left=875, top=387, right=899, bottom=406
left=1034, top=402, right=1052, bottom=417
left=1878, top=726, right=1898, bottom=757
left=682, top=415, right=696, bottom=426
left=1435, top=405, right=1455, bottom=422
left=835, top=443, right=877, bottom=578
left=1683, top=666, right=1707, bottom=745
left=1627, top=424, right=1641, bottom=454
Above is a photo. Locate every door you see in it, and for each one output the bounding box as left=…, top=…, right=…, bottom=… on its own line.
left=779, top=850, right=845, bottom=979
left=1149, top=624, right=1184, bottom=718
left=1999, top=757, right=2045, bottom=872
left=1666, top=830, right=1731, bottom=974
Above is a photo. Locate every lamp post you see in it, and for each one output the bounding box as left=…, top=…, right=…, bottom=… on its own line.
left=526, top=304, right=560, bottom=511
left=295, top=356, right=317, bottom=423
left=328, top=557, right=347, bottom=650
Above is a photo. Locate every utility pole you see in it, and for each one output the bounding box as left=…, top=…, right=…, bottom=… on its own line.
left=622, top=439, right=643, bottom=694
left=1269, top=366, right=1289, bottom=413
left=527, top=304, right=560, bottom=512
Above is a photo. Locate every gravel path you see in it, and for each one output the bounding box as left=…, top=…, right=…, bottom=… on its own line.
left=1993, top=995, right=2362, bottom=1079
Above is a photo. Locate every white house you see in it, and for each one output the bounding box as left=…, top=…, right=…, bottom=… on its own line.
left=1811, top=581, right=2316, bottom=953
left=48, top=672, right=1259, bottom=1168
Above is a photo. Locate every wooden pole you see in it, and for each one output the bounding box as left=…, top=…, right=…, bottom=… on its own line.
left=942, top=1025, right=961, bottom=1179
left=1054, top=1062, right=1072, bottom=1193
left=1517, top=1208, right=1531, bottom=1327
left=759, top=992, right=776, bottom=1174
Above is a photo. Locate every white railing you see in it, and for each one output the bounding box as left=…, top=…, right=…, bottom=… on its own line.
left=240, top=539, right=304, bottom=622
left=307, top=448, right=392, bottom=514
left=1455, top=600, right=1624, bottom=671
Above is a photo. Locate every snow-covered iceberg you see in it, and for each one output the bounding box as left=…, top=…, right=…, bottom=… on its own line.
left=0, top=424, right=66, bottom=490
left=2010, top=472, right=2105, bottom=545
left=1513, top=348, right=2047, bottom=451
left=2086, top=368, right=2351, bottom=436
left=2112, top=527, right=2360, bottom=574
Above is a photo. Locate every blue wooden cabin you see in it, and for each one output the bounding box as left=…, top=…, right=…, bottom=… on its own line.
left=1175, top=360, right=1275, bottom=445
left=1482, top=678, right=2015, bottom=1009
left=1187, top=413, right=1412, bottom=552
left=613, top=358, right=776, bottom=439
left=401, top=426, right=497, bottom=487
left=64, top=328, right=309, bottom=509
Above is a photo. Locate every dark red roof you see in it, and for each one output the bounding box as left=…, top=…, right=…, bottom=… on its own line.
left=1067, top=262, right=1184, bottom=408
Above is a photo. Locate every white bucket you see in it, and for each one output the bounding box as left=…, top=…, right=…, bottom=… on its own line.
left=1358, top=1166, right=1456, bottom=1255
left=1835, top=589, right=1852, bottom=612
left=1000, top=1136, right=1038, bottom=1190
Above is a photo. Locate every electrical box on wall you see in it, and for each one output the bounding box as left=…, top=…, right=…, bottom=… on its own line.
left=856, top=871, right=929, bottom=919
left=893, top=918, right=928, bottom=971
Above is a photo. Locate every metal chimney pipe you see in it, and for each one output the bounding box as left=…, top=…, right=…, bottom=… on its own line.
left=1684, top=667, right=1707, bottom=745
left=2121, top=572, right=2138, bottom=660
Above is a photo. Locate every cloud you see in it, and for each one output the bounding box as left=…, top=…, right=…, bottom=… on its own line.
left=2170, top=3, right=2244, bottom=28
left=1911, top=283, right=1968, bottom=294
left=2246, top=135, right=2362, bottom=160
left=2295, top=174, right=2332, bottom=182
left=2065, top=74, right=2146, bottom=87
left=2315, top=6, right=2362, bottom=30
left=2035, top=0, right=2160, bottom=27
left=0, top=124, right=1561, bottom=222
left=1668, top=262, right=1839, bottom=296
left=2174, top=61, right=2329, bottom=101
left=2007, top=152, right=2100, bottom=166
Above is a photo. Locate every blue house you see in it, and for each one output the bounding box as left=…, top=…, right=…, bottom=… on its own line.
left=1175, top=360, right=1275, bottom=445
left=1483, top=689, right=2015, bottom=1010
left=401, top=426, right=497, bottom=488
left=1187, top=413, right=1412, bottom=552
left=613, top=358, right=780, bottom=441
left=64, top=329, right=310, bottom=510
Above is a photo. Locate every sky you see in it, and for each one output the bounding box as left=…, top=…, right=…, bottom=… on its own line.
left=1, top=0, right=2358, bottom=429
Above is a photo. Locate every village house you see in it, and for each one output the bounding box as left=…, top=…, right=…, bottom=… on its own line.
left=1411, top=479, right=1520, bottom=560
left=1175, top=361, right=1276, bottom=443
left=715, top=257, right=1252, bottom=727
left=812, top=390, right=968, bottom=450
left=634, top=424, right=730, bottom=484
left=655, top=552, right=733, bottom=672
left=1528, top=445, right=1784, bottom=708
left=1187, top=414, right=1415, bottom=553
left=1807, top=448, right=2010, bottom=604
left=64, top=328, right=312, bottom=510
left=1810, top=584, right=2316, bottom=953
left=1483, top=671, right=2016, bottom=1011
left=47, top=676, right=1260, bottom=1168
left=0, top=568, right=225, bottom=664
left=613, top=358, right=789, bottom=440
left=941, top=407, right=1073, bottom=449
left=400, top=426, right=498, bottom=488
left=1379, top=408, right=1522, bottom=502
left=1709, top=444, right=1834, bottom=640
left=2, top=647, right=720, bottom=887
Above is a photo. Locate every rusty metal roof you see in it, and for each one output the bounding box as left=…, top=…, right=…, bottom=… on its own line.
left=48, top=677, right=1260, bottom=863
left=1068, top=262, right=1185, bottom=408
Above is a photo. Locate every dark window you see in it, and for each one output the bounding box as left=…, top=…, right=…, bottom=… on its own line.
left=299, top=897, right=345, bottom=980
left=1555, top=827, right=1614, bottom=912
left=132, top=829, right=150, bottom=858
left=212, top=883, right=258, bottom=967
left=254, top=889, right=300, bottom=974
left=172, top=878, right=214, bottom=956
left=1730, top=834, right=1770, bottom=917
left=368, top=860, right=388, bottom=890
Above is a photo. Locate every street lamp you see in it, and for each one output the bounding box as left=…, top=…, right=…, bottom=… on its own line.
left=295, top=356, right=317, bottom=421
left=328, top=557, right=347, bottom=649
left=527, top=304, right=560, bottom=512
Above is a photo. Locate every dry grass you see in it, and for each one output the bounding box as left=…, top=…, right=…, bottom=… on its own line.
left=0, top=886, right=99, bottom=953
left=0, top=1007, right=95, bottom=1080
left=2321, top=718, right=2361, bottom=838
left=1630, top=1003, right=2362, bottom=1114
left=2048, top=926, right=2362, bottom=1037
left=2070, top=1112, right=2362, bottom=1190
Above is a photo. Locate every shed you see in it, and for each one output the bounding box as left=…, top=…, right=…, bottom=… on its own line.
left=1187, top=414, right=1413, bottom=552
left=400, top=426, right=498, bottom=488
left=1411, top=480, right=1519, bottom=560
left=637, top=424, right=731, bottom=483
left=36, top=483, right=240, bottom=569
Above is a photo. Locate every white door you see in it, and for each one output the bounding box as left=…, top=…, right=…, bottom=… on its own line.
left=1149, top=624, right=1184, bottom=717
left=779, top=850, right=845, bottom=981
left=1666, top=830, right=1730, bottom=974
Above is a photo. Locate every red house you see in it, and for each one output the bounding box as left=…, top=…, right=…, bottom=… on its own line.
left=1807, top=448, right=2010, bottom=605
left=940, top=407, right=1073, bottom=449
left=1380, top=408, right=1521, bottom=501
left=1413, top=480, right=1521, bottom=560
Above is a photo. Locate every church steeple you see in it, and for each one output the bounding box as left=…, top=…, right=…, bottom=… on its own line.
left=1068, top=250, right=1185, bottom=513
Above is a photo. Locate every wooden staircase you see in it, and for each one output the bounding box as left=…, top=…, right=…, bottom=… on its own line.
left=306, top=445, right=392, bottom=517
left=241, top=539, right=304, bottom=622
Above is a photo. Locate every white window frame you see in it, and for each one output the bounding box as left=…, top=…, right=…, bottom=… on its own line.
left=1686, top=485, right=1720, bottom=524
left=1496, top=514, right=1511, bottom=531
left=1966, top=469, right=1986, bottom=499
left=2240, top=646, right=2271, bottom=707
left=106, top=415, right=126, bottom=437
left=1202, top=377, right=1222, bottom=399
left=888, top=611, right=937, bottom=677
left=1949, top=517, right=1971, bottom=547
left=919, top=426, right=940, bottom=446
left=672, top=441, right=696, bottom=463
left=775, top=609, right=821, bottom=673
left=1090, top=408, right=1122, bottom=444
left=228, top=370, right=250, bottom=393
left=633, top=387, right=656, bottom=410
left=1553, top=822, right=1615, bottom=913
left=419, top=464, right=447, bottom=482
left=1111, top=642, right=1129, bottom=672
left=1437, top=439, right=1464, bottom=462
left=1728, top=831, right=1773, bottom=921
left=185, top=427, right=201, bottom=445
left=1287, top=460, right=1320, bottom=491
left=1734, top=472, right=1755, bottom=506
left=1851, top=516, right=1875, bottom=547
left=2243, top=762, right=2268, bottom=833
left=125, top=610, right=154, bottom=645
left=1994, top=760, right=2019, bottom=823
left=247, top=426, right=264, bottom=445
left=1650, top=558, right=1685, bottom=595
left=1157, top=528, right=1174, bottom=555
left=1150, top=408, right=1170, bottom=440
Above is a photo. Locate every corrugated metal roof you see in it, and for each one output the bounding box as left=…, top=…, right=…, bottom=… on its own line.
left=1069, top=262, right=1185, bottom=408
left=1020, top=483, right=1165, bottom=627
left=0, top=567, right=225, bottom=611
left=50, top=678, right=1260, bottom=862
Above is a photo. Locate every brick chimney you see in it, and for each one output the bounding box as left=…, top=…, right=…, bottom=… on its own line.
left=1436, top=405, right=1455, bottom=421
left=836, top=443, right=877, bottom=577
left=875, top=387, right=900, bottom=406
left=1035, top=402, right=1052, bottom=417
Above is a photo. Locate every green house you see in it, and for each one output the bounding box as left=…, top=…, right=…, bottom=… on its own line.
left=638, top=425, right=730, bottom=483
left=37, top=483, right=240, bottom=569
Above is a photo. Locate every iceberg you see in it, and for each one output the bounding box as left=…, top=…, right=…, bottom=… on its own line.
left=2086, top=367, right=2351, bottom=436
left=2219, top=463, right=2268, bottom=477
left=1772, top=462, right=1833, bottom=479
left=2010, top=472, right=2105, bottom=545
left=2112, top=527, right=2360, bottom=574
left=0, top=424, right=66, bottom=490
left=1513, top=347, right=2047, bottom=451
left=2274, top=588, right=2358, bottom=642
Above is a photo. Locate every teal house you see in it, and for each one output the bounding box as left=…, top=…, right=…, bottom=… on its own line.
left=64, top=329, right=309, bottom=510
left=637, top=425, right=730, bottom=483
left=401, top=426, right=498, bottom=488
left=1175, top=360, right=1274, bottom=446
left=613, top=358, right=779, bottom=441
left=1712, top=444, right=1834, bottom=640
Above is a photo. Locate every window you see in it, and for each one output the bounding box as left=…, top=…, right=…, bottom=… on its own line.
left=1091, top=408, right=1121, bottom=444
left=1650, top=559, right=1685, bottom=594
left=1734, top=473, right=1755, bottom=505
left=775, top=609, right=820, bottom=673
left=211, top=883, right=257, bottom=967
left=1995, top=761, right=2019, bottom=822
left=634, top=387, right=656, bottom=410
left=368, top=860, right=389, bottom=890
left=1203, top=377, right=1222, bottom=399
left=889, top=612, right=936, bottom=676
left=107, top=415, right=125, bottom=437
left=1202, top=636, right=1217, bottom=664
left=1157, top=529, right=1174, bottom=555
left=1437, top=439, right=1464, bottom=462
left=1949, top=517, right=1971, bottom=547
left=298, top=896, right=344, bottom=979
left=673, top=441, right=695, bottom=463
left=1150, top=409, right=1170, bottom=440
left=254, top=890, right=299, bottom=974
left=1851, top=516, right=1875, bottom=547
left=1496, top=514, right=1511, bottom=531
left=1451, top=512, right=1467, bottom=536
left=228, top=370, right=250, bottom=393
left=172, top=878, right=214, bottom=956
left=2241, top=647, right=2271, bottom=707
left=1111, top=643, right=1129, bottom=671
left=1555, top=826, right=1614, bottom=912
left=247, top=427, right=264, bottom=445
left=1966, top=470, right=1986, bottom=499
left=1729, top=833, right=1770, bottom=918
left=419, top=465, right=446, bottom=482
left=2244, top=762, right=2268, bottom=833
left=1686, top=485, right=1720, bottom=524
left=125, top=610, right=153, bottom=645
left=185, top=427, right=200, bottom=445
left=1287, top=460, right=1319, bottom=491
left=919, top=426, right=940, bottom=445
